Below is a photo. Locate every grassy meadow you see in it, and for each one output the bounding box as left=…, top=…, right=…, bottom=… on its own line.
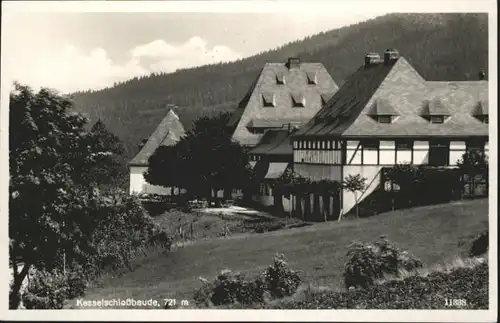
left=70, top=198, right=488, bottom=309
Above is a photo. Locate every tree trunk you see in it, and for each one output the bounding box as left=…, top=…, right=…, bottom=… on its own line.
left=354, top=192, right=359, bottom=218
left=273, top=193, right=284, bottom=214
left=10, top=263, right=31, bottom=309
left=224, top=187, right=231, bottom=200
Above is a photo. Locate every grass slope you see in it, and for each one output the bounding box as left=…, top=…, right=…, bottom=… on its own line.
left=79, top=199, right=488, bottom=308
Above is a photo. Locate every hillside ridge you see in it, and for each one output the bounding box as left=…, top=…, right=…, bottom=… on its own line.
left=69, top=13, right=488, bottom=159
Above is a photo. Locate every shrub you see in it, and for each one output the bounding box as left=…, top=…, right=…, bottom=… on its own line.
left=193, top=269, right=265, bottom=306
left=271, top=262, right=488, bottom=309
left=469, top=230, right=488, bottom=257
left=65, top=266, right=88, bottom=299
left=343, top=236, right=423, bottom=289
left=263, top=254, right=301, bottom=299
left=193, top=254, right=301, bottom=307
left=80, top=190, right=172, bottom=277
left=22, top=269, right=87, bottom=309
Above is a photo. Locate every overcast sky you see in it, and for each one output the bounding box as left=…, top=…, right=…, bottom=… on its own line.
left=1, top=0, right=493, bottom=93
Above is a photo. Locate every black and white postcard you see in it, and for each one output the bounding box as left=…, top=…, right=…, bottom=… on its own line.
left=1, top=0, right=497, bottom=321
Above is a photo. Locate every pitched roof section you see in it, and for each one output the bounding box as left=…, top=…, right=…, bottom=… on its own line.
left=227, top=71, right=262, bottom=128
left=247, top=118, right=305, bottom=129
left=264, top=162, right=290, bottom=179
left=320, top=92, right=335, bottom=106
left=294, top=56, right=488, bottom=138
left=229, top=61, right=339, bottom=146
left=252, top=160, right=290, bottom=180
left=293, top=61, right=396, bottom=137
left=129, top=108, right=186, bottom=166
left=249, top=130, right=290, bottom=155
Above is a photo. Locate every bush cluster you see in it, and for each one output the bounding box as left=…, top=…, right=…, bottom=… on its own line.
left=22, top=268, right=88, bottom=309
left=271, top=262, right=488, bottom=309
left=193, top=254, right=301, bottom=307
left=81, top=191, right=172, bottom=277
left=469, top=230, right=488, bottom=257
left=343, top=236, right=423, bottom=289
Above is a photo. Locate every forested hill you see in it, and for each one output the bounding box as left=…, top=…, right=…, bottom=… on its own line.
left=69, top=13, right=488, bottom=159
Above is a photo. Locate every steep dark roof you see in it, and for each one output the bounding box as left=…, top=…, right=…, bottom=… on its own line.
left=249, top=130, right=290, bottom=155
left=266, top=135, right=293, bottom=156
left=247, top=118, right=304, bottom=129
left=227, top=71, right=262, bottom=128
left=128, top=108, right=185, bottom=166
left=252, top=160, right=290, bottom=180
left=293, top=62, right=394, bottom=137
left=294, top=57, right=488, bottom=138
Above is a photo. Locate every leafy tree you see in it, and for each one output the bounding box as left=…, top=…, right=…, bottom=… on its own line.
left=8, top=84, right=132, bottom=309
left=341, top=174, right=367, bottom=221
left=146, top=112, right=251, bottom=199
left=84, top=119, right=127, bottom=188
left=384, top=163, right=422, bottom=207
left=144, top=145, right=182, bottom=196
left=457, top=150, right=489, bottom=197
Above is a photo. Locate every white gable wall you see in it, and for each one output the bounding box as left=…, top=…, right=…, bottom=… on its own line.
left=129, top=166, right=171, bottom=195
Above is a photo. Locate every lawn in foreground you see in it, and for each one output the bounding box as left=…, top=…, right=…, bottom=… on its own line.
left=79, top=199, right=488, bottom=308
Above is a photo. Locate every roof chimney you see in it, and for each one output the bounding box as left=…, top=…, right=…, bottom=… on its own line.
left=287, top=57, right=300, bottom=69
left=383, top=48, right=400, bottom=65
left=364, top=52, right=382, bottom=67
left=478, top=70, right=486, bottom=80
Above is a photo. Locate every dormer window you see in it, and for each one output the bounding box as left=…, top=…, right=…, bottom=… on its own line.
left=306, top=71, right=317, bottom=85
left=421, top=98, right=450, bottom=123
left=430, top=115, right=445, bottom=124
left=377, top=115, right=392, bottom=124
left=472, top=100, right=488, bottom=124
left=291, top=93, right=305, bottom=108
left=262, top=92, right=275, bottom=107
left=367, top=98, right=398, bottom=124
left=276, top=72, right=285, bottom=85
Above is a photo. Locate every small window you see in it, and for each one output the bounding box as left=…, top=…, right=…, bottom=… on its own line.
left=276, top=72, right=285, bottom=85
left=306, top=71, right=317, bottom=85
left=483, top=116, right=489, bottom=124
left=291, top=93, right=306, bottom=108
left=430, top=115, right=444, bottom=124
left=262, top=93, right=275, bottom=107
left=396, top=139, right=413, bottom=150
left=377, top=115, right=392, bottom=123
left=362, top=140, right=379, bottom=150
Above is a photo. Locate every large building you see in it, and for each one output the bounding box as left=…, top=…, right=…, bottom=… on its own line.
left=291, top=49, right=489, bottom=217
left=227, top=57, right=339, bottom=149
left=128, top=107, right=186, bottom=195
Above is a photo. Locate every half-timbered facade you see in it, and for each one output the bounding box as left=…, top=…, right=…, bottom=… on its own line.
left=291, top=49, right=489, bottom=217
